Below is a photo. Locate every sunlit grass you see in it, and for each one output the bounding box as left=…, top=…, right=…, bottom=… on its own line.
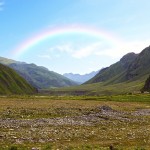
left=0, top=95, right=150, bottom=149
left=46, top=79, right=145, bottom=96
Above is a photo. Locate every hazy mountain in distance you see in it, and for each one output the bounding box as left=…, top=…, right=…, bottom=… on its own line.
left=63, top=71, right=99, bottom=84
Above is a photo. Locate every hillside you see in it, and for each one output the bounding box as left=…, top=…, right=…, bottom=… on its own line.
left=0, top=63, right=37, bottom=95
left=0, top=57, right=77, bottom=89
left=9, top=63, right=77, bottom=89
left=63, top=71, right=99, bottom=84
left=86, top=46, right=150, bottom=85
left=126, top=46, right=150, bottom=80
left=86, top=52, right=138, bottom=84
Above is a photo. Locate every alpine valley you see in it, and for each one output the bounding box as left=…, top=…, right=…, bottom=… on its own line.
left=48, top=45, right=150, bottom=95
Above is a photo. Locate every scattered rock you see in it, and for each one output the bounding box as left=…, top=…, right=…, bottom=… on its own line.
left=100, top=105, right=113, bottom=111
left=0, top=106, right=150, bottom=145
left=132, top=109, right=150, bottom=116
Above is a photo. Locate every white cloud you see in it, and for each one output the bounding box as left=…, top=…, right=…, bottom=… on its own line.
left=122, top=40, right=150, bottom=53
left=48, top=43, right=73, bottom=53
left=0, top=1, right=4, bottom=11
left=44, top=39, right=150, bottom=60
left=95, top=39, right=150, bottom=58
left=47, top=42, right=102, bottom=59
left=72, top=42, right=101, bottom=58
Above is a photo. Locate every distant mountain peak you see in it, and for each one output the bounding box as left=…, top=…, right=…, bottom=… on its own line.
left=63, top=71, right=99, bottom=83
left=120, top=52, right=137, bottom=62
left=120, top=52, right=138, bottom=69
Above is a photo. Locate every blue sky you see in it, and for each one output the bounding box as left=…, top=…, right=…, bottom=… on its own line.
left=0, top=0, right=150, bottom=74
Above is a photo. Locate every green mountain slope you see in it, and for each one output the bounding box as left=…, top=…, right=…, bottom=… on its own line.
left=126, top=46, right=150, bottom=80
left=86, top=46, right=150, bottom=85
left=0, top=57, right=77, bottom=89
left=0, top=63, right=37, bottom=95
left=86, top=52, right=138, bottom=84
left=9, top=63, right=77, bottom=89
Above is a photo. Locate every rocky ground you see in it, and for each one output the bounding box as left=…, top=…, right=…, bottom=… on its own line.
left=1, top=106, right=150, bottom=128
left=0, top=105, right=150, bottom=149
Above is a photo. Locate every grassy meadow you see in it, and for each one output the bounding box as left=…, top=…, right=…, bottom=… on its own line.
left=43, top=79, right=145, bottom=96
left=0, top=94, right=150, bottom=150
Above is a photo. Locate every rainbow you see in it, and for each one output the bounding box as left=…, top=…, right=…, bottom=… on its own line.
left=12, top=25, right=122, bottom=57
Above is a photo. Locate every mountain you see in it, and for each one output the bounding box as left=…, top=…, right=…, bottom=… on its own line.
left=9, top=63, right=77, bottom=89
left=86, top=45, right=150, bottom=86
left=63, top=71, right=99, bottom=84
left=0, top=57, right=77, bottom=89
left=85, top=52, right=138, bottom=84
left=126, top=46, right=150, bottom=80
left=0, top=63, right=37, bottom=95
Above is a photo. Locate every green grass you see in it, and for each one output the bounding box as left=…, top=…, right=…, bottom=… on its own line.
left=0, top=95, right=150, bottom=149
left=0, top=64, right=37, bottom=95
left=44, top=78, right=145, bottom=96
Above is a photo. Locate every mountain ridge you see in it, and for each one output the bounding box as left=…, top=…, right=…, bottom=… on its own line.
left=85, top=51, right=143, bottom=84
left=63, top=71, right=99, bottom=83
left=0, top=57, right=77, bottom=89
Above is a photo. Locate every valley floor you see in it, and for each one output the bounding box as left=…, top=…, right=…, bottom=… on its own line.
left=0, top=95, right=150, bottom=150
